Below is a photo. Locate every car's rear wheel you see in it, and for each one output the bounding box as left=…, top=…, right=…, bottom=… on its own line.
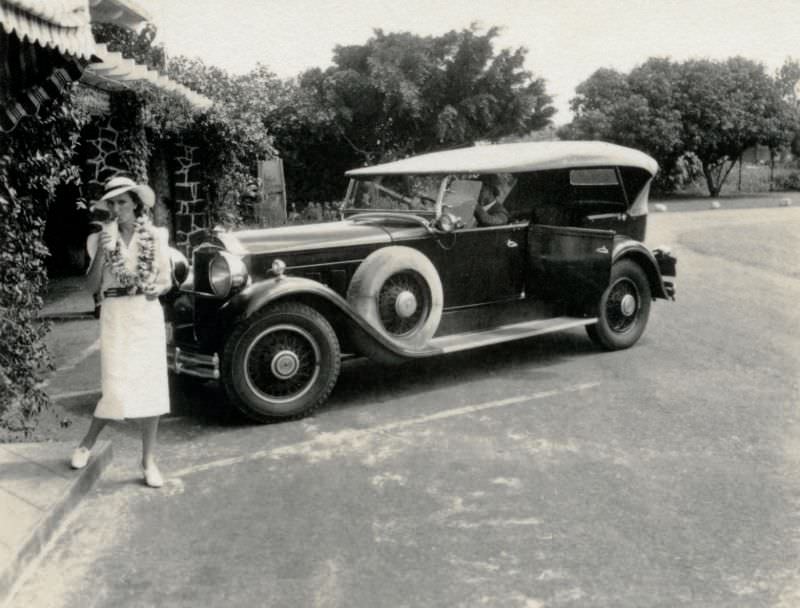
left=221, top=302, right=340, bottom=422
left=347, top=246, right=443, bottom=351
left=586, top=259, right=651, bottom=350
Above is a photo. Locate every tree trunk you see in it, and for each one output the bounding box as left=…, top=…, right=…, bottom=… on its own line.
left=703, top=158, right=737, bottom=198
left=769, top=149, right=775, bottom=191
left=737, top=155, right=742, bottom=191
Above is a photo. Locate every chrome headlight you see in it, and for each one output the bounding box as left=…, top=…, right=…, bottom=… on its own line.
left=208, top=251, right=248, bottom=297
left=168, top=247, right=190, bottom=288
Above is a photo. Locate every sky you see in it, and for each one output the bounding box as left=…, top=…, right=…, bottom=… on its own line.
left=147, top=0, right=800, bottom=123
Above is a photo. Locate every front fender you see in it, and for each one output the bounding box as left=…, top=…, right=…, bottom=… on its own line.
left=612, top=239, right=672, bottom=300
left=222, top=276, right=338, bottom=321
left=220, top=276, right=435, bottom=361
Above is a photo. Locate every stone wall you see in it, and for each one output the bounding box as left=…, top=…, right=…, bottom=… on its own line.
left=80, top=119, right=208, bottom=253
left=172, top=143, right=207, bottom=252
left=81, top=117, right=126, bottom=201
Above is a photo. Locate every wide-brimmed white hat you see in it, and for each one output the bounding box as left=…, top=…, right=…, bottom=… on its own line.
left=99, top=176, right=155, bottom=208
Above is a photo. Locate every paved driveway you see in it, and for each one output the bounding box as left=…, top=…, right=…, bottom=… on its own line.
left=12, top=207, right=800, bottom=608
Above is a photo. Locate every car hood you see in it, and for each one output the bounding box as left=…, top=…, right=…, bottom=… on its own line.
left=222, top=220, right=393, bottom=256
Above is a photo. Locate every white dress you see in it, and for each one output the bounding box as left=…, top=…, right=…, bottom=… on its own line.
left=86, top=224, right=172, bottom=420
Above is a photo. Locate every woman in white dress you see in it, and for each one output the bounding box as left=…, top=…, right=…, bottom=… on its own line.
left=70, top=176, right=172, bottom=488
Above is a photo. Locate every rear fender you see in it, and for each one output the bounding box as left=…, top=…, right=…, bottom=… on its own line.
left=220, top=276, right=422, bottom=362
left=612, top=239, right=670, bottom=300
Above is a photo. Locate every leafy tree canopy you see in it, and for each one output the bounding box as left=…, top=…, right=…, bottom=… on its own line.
left=166, top=57, right=283, bottom=217
left=267, top=24, right=555, bottom=200
left=561, top=57, right=798, bottom=196
left=776, top=58, right=800, bottom=155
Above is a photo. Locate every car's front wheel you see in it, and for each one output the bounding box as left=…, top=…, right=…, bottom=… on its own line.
left=586, top=259, right=651, bottom=350
left=221, top=302, right=341, bottom=422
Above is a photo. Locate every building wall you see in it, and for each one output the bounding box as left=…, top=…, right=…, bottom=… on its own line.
left=172, top=143, right=207, bottom=252
left=81, top=117, right=126, bottom=201
left=80, top=118, right=208, bottom=253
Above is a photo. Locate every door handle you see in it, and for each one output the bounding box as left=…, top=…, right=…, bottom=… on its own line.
left=506, top=239, right=519, bottom=248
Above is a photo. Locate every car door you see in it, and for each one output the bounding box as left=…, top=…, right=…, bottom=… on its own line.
left=423, top=223, right=527, bottom=308
left=526, top=224, right=614, bottom=306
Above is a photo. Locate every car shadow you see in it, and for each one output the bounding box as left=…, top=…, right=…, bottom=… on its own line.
left=167, top=329, right=600, bottom=426
left=324, top=329, right=598, bottom=414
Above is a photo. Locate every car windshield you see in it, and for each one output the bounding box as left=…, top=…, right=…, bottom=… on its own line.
left=343, top=175, right=442, bottom=216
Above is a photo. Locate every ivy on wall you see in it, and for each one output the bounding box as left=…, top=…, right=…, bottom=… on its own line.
left=0, top=89, right=90, bottom=432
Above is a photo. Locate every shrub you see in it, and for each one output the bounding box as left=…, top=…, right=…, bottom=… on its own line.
left=0, top=89, right=89, bottom=433
left=0, top=188, right=51, bottom=432
left=774, top=171, right=800, bottom=191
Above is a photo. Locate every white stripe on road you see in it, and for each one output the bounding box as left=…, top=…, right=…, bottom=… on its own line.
left=39, top=338, right=101, bottom=390
left=171, top=382, right=600, bottom=479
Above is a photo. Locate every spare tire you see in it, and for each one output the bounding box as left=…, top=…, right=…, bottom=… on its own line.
left=347, top=246, right=443, bottom=350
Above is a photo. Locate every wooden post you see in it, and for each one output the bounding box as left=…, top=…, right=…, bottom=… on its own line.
left=257, top=158, right=287, bottom=226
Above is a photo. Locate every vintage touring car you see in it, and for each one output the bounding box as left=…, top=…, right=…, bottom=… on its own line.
left=166, top=141, right=676, bottom=422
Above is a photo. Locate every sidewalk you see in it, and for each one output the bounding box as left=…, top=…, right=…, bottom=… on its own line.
left=1, top=276, right=108, bottom=606
left=0, top=442, right=112, bottom=605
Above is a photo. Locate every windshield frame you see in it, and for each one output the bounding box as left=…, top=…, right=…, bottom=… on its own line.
left=342, top=175, right=449, bottom=220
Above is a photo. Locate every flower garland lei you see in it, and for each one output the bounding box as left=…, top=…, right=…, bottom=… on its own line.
left=105, top=217, right=157, bottom=293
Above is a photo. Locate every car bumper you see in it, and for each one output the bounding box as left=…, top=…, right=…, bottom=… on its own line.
left=167, top=344, right=220, bottom=380
left=653, top=248, right=677, bottom=300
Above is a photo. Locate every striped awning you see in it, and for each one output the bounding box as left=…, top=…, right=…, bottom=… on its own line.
left=82, top=42, right=214, bottom=111
left=0, top=0, right=94, bottom=59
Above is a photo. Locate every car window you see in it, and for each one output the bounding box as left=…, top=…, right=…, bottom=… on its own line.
left=569, top=168, right=619, bottom=186
left=504, top=169, right=628, bottom=225
left=345, top=176, right=438, bottom=215
left=569, top=167, right=627, bottom=212
left=504, top=171, right=566, bottom=221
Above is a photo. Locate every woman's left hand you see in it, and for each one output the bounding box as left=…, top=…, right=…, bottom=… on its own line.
left=143, top=283, right=161, bottom=300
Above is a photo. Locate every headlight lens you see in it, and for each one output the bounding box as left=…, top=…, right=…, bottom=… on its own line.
left=169, top=247, right=189, bottom=288
left=208, top=252, right=248, bottom=297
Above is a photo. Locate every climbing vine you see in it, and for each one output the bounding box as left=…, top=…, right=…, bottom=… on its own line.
left=0, top=89, right=90, bottom=433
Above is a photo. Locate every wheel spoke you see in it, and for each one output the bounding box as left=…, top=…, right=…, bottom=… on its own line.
left=378, top=271, right=428, bottom=336
left=606, top=279, right=639, bottom=333
left=243, top=325, right=321, bottom=403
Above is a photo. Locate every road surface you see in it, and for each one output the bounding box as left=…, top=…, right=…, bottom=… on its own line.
left=12, top=207, right=800, bottom=608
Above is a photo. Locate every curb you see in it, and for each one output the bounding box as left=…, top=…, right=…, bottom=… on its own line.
left=0, top=441, right=113, bottom=606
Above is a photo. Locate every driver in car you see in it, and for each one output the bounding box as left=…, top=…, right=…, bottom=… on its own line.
left=474, top=184, right=509, bottom=226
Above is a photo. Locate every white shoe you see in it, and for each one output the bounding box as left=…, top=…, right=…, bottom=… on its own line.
left=142, top=464, right=164, bottom=488
left=70, top=446, right=91, bottom=469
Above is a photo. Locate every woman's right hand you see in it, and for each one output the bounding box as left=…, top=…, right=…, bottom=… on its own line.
left=99, top=229, right=114, bottom=252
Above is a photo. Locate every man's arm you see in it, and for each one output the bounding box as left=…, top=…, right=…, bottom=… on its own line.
left=474, top=202, right=510, bottom=226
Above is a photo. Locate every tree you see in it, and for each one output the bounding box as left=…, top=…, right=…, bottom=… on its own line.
left=267, top=25, right=555, bottom=200
left=775, top=58, right=800, bottom=156
left=562, top=57, right=797, bottom=196
left=560, top=61, right=685, bottom=190
left=165, top=57, right=282, bottom=221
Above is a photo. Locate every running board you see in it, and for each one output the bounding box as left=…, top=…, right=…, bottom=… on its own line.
left=427, top=316, right=597, bottom=355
